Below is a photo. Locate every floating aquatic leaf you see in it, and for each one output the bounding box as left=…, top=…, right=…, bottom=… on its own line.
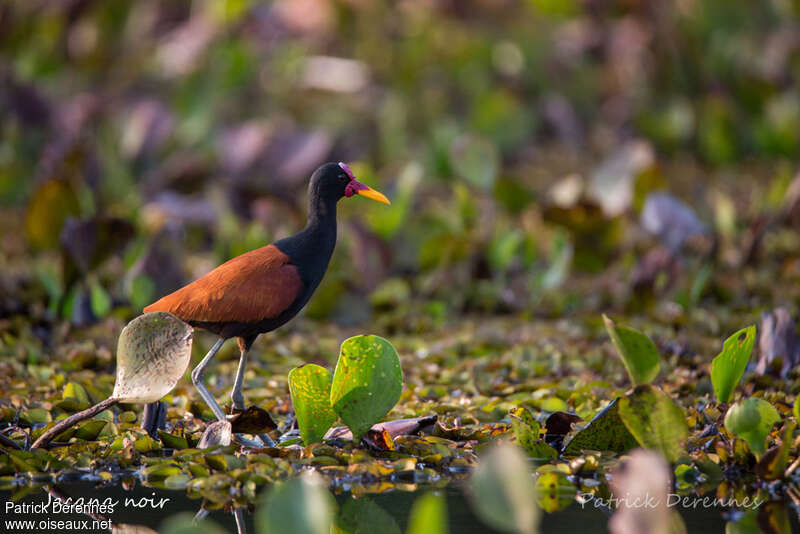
left=289, top=364, right=338, bottom=445
left=755, top=421, right=795, bottom=479
left=510, top=408, right=557, bottom=461
left=406, top=492, right=447, bottom=534
left=330, top=335, right=403, bottom=441
left=467, top=442, right=539, bottom=534
left=563, top=398, right=638, bottom=455
left=256, top=472, right=334, bottom=534
left=112, top=312, right=193, bottom=403
left=158, top=431, right=189, bottom=450
left=535, top=466, right=576, bottom=513
left=73, top=420, right=107, bottom=441
left=711, top=326, right=756, bottom=404
left=724, top=398, right=780, bottom=459
left=617, top=385, right=688, bottom=464
left=603, top=315, right=660, bottom=386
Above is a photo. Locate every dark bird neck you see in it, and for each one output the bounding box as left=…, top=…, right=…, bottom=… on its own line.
left=273, top=191, right=338, bottom=289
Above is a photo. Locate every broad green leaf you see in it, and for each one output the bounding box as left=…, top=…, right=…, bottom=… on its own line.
left=63, top=382, right=90, bottom=405
left=112, top=312, right=193, bottom=403
left=158, top=431, right=189, bottom=450
left=20, top=408, right=52, bottom=425
left=711, top=326, right=756, bottom=403
left=74, top=420, right=107, bottom=441
left=563, top=398, right=638, bottom=455
left=59, top=381, right=91, bottom=411
left=724, top=398, right=780, bottom=459
left=406, top=493, right=447, bottom=534
left=795, top=396, right=800, bottom=422
left=603, top=315, right=660, bottom=386
left=617, top=385, right=689, bottom=463
left=330, top=335, right=403, bottom=441
left=256, top=473, right=334, bottom=534
left=509, top=408, right=557, bottom=461
left=289, top=364, right=337, bottom=445
left=334, top=497, right=401, bottom=534
left=467, top=442, right=539, bottom=534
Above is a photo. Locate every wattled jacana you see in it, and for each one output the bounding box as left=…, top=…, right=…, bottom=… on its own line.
left=144, top=162, right=389, bottom=429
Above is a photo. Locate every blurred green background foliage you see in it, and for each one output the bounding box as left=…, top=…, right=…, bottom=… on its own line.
left=2, top=0, right=800, bottom=332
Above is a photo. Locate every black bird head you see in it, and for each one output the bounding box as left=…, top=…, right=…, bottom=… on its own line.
left=308, top=162, right=390, bottom=207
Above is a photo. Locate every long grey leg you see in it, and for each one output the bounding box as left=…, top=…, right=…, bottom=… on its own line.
left=191, top=338, right=227, bottom=422
left=231, top=347, right=248, bottom=411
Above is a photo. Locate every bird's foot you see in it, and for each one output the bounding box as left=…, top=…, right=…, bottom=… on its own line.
left=232, top=433, right=263, bottom=448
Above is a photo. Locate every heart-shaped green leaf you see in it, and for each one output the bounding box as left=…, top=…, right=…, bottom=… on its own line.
left=617, top=384, right=688, bottom=463
left=603, top=314, right=660, bottom=386
left=330, top=335, right=403, bottom=441
left=724, top=398, right=780, bottom=459
left=111, top=312, right=193, bottom=403
left=711, top=326, right=756, bottom=403
left=256, top=472, right=334, bottom=534
left=289, top=364, right=338, bottom=446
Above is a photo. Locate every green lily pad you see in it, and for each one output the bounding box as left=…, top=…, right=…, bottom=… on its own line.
left=112, top=312, right=193, bottom=403
left=288, top=364, right=338, bottom=445
left=468, top=442, right=539, bottom=534
left=256, top=473, right=334, bottom=534
left=63, top=382, right=90, bottom=408
left=158, top=431, right=189, bottom=450
left=603, top=314, right=660, bottom=386
left=617, top=385, right=688, bottom=463
left=74, top=419, right=107, bottom=441
left=20, top=408, right=52, bottom=426
left=330, top=335, right=403, bottom=441
left=724, top=398, right=780, bottom=459
left=563, top=398, right=638, bottom=454
left=711, top=326, right=756, bottom=404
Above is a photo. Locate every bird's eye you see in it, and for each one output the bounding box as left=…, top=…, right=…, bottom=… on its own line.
left=339, top=174, right=348, bottom=182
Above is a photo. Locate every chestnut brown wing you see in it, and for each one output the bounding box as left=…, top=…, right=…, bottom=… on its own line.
left=143, top=244, right=303, bottom=324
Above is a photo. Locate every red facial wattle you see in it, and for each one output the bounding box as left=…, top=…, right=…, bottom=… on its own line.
left=344, top=179, right=369, bottom=198
left=338, top=162, right=391, bottom=204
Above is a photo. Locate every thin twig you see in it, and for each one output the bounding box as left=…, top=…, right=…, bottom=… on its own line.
left=31, top=397, right=117, bottom=449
